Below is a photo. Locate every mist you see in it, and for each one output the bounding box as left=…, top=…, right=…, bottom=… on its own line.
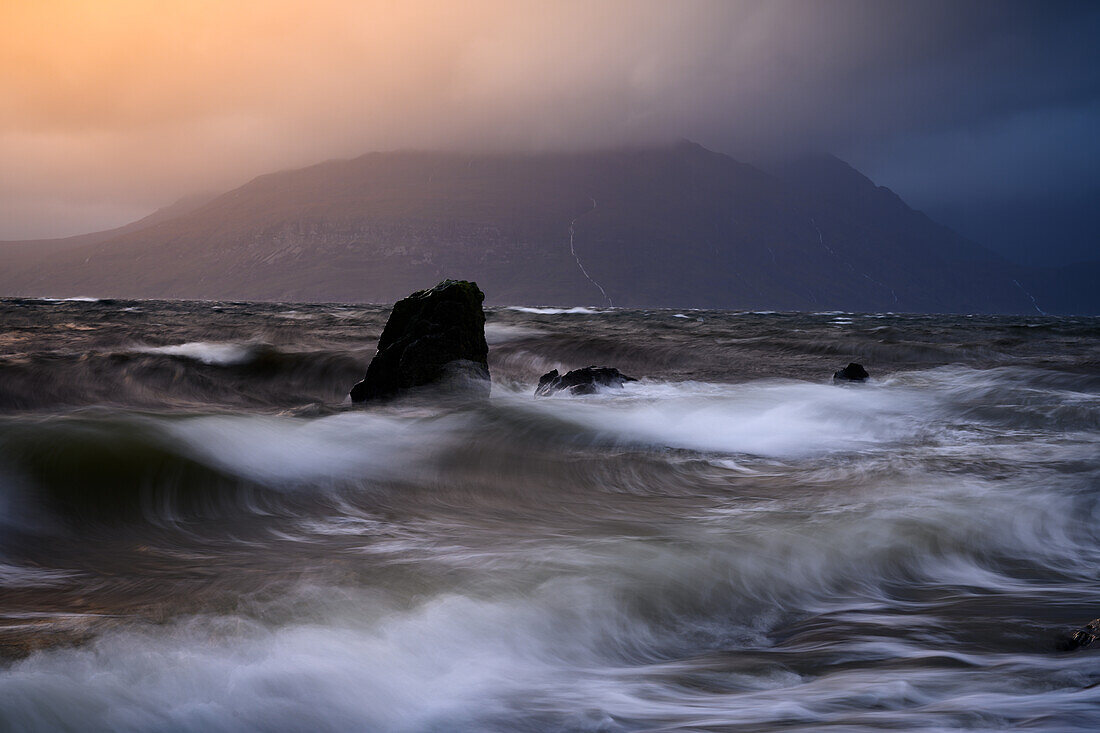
left=1, top=0, right=1097, bottom=263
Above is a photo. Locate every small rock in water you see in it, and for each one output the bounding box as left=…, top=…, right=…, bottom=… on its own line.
left=1059, top=618, right=1100, bottom=651
left=349, top=279, right=490, bottom=402
left=833, top=362, right=870, bottom=382
left=535, top=366, right=637, bottom=397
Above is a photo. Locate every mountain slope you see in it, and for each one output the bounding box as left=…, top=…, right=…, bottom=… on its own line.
left=0, top=142, right=1082, bottom=312
left=0, top=193, right=218, bottom=272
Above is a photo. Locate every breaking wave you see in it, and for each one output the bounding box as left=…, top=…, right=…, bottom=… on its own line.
left=1, top=298, right=1099, bottom=731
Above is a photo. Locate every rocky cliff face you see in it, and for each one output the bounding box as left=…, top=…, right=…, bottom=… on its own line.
left=1, top=142, right=1091, bottom=313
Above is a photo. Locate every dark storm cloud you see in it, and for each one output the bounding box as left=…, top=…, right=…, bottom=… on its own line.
left=1, top=0, right=1097, bottom=259
left=812, top=1, right=1100, bottom=265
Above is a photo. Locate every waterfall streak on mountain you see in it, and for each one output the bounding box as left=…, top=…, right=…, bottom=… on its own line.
left=811, top=217, right=900, bottom=305
left=569, top=198, right=613, bottom=306
left=1014, top=279, right=1047, bottom=314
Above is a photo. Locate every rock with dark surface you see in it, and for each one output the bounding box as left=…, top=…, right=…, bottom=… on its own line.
left=833, top=362, right=870, bottom=382
left=349, top=280, right=490, bottom=402
left=535, top=366, right=637, bottom=397
left=1059, top=619, right=1100, bottom=651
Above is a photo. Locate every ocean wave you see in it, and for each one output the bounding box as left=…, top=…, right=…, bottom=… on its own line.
left=132, top=341, right=257, bottom=366
left=163, top=411, right=466, bottom=488
left=483, top=323, right=546, bottom=344
left=2, top=462, right=1099, bottom=731
left=2, top=299, right=1100, bottom=730
left=507, top=306, right=602, bottom=315
left=0, top=408, right=479, bottom=530
left=498, top=378, right=932, bottom=459
left=0, top=343, right=365, bottom=411
left=0, top=563, right=77, bottom=588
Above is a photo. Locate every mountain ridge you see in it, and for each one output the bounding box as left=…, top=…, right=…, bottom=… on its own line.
left=1, top=142, right=1093, bottom=313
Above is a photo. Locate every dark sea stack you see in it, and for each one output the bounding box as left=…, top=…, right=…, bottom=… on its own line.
left=349, top=280, right=490, bottom=402
left=1059, top=619, right=1100, bottom=651
left=833, top=363, right=870, bottom=382
left=535, top=366, right=637, bottom=397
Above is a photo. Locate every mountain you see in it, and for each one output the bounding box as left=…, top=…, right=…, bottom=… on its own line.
left=0, top=142, right=1092, bottom=312
left=0, top=192, right=218, bottom=274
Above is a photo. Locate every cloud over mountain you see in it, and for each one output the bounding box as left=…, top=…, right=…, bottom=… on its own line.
left=3, top=1, right=1098, bottom=259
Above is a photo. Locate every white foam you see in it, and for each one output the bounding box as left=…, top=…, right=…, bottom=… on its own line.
left=2, top=495, right=1093, bottom=732
left=133, top=342, right=255, bottom=366
left=483, top=323, right=545, bottom=344
left=507, top=306, right=599, bottom=315
left=39, top=297, right=100, bottom=302
left=514, top=379, right=936, bottom=459
left=0, top=585, right=613, bottom=732
left=0, top=562, right=75, bottom=588
left=163, top=411, right=468, bottom=487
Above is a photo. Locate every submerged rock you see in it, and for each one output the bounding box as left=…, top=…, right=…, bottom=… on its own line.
left=833, top=362, right=870, bottom=382
left=1059, top=618, right=1100, bottom=651
left=349, top=280, right=490, bottom=402
left=535, top=366, right=636, bottom=397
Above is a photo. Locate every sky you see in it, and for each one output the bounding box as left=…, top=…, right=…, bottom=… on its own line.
left=1, top=0, right=1097, bottom=265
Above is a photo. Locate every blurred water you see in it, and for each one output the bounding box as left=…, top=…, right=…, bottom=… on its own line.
left=0, top=298, right=1098, bottom=731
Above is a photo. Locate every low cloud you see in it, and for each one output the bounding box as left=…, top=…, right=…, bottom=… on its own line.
left=1, top=0, right=1097, bottom=240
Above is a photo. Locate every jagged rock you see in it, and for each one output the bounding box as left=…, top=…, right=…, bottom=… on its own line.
left=535, top=366, right=637, bottom=397
left=833, top=362, right=870, bottom=382
left=349, top=280, right=490, bottom=402
left=1059, top=618, right=1100, bottom=651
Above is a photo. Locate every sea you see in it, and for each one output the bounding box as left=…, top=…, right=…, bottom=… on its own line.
left=1, top=296, right=1099, bottom=732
